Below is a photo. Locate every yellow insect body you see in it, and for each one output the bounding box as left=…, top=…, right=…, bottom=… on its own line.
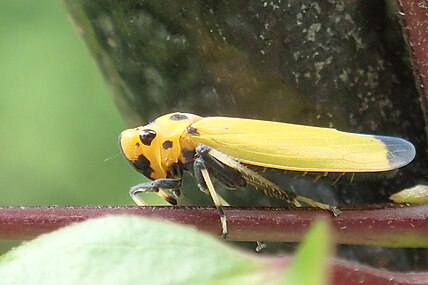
left=120, top=112, right=415, bottom=184
left=119, top=112, right=415, bottom=236
left=119, top=113, right=415, bottom=237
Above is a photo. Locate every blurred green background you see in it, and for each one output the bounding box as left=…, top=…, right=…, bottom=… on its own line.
left=0, top=1, right=155, bottom=253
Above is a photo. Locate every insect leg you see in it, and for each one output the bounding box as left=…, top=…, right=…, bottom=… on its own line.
left=255, top=241, right=267, bottom=252
left=129, top=178, right=182, bottom=206
left=194, top=146, right=246, bottom=189
left=197, top=145, right=341, bottom=216
left=196, top=145, right=300, bottom=205
left=192, top=164, right=230, bottom=205
left=194, top=157, right=228, bottom=238
left=332, top=172, right=345, bottom=185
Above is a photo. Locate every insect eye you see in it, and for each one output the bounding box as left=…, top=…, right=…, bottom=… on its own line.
left=139, top=129, right=157, bottom=146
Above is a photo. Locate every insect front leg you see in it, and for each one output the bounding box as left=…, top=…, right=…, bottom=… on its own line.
left=130, top=178, right=182, bottom=206
left=193, top=156, right=229, bottom=239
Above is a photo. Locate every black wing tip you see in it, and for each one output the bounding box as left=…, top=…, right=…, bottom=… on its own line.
left=377, top=136, right=416, bottom=169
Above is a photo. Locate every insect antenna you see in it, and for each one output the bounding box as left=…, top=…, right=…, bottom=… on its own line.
left=104, top=152, right=122, bottom=162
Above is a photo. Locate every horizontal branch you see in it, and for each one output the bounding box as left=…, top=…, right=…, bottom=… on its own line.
left=0, top=204, right=427, bottom=247
left=1, top=205, right=428, bottom=284
left=274, top=255, right=428, bottom=285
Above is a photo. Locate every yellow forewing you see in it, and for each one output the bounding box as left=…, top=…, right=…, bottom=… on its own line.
left=188, top=117, right=415, bottom=172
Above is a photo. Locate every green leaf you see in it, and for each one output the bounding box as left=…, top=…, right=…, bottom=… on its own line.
left=0, top=216, right=283, bottom=285
left=390, top=184, right=428, bottom=205
left=280, top=219, right=332, bottom=285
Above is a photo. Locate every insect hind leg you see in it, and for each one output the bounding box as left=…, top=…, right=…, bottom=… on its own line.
left=197, top=144, right=341, bottom=216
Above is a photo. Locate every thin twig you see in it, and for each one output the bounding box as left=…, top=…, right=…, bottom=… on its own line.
left=2, top=205, right=428, bottom=285
left=0, top=205, right=427, bottom=247
left=273, top=256, right=428, bottom=285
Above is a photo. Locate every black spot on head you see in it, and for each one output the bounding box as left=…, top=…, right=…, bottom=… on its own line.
left=187, top=126, right=199, bottom=135
left=162, top=140, right=173, bottom=150
left=139, top=129, right=156, bottom=146
left=132, top=154, right=154, bottom=179
left=181, top=148, right=196, bottom=162
left=170, top=113, right=188, bottom=121
left=135, top=142, right=140, bottom=148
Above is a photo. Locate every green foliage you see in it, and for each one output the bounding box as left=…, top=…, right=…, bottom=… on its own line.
left=281, top=220, right=332, bottom=285
left=0, top=216, right=332, bottom=285
left=0, top=0, right=156, bottom=253
left=0, top=0, right=135, bottom=206
left=390, top=185, right=428, bottom=205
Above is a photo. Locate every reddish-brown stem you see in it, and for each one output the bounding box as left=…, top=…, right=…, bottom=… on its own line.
left=275, top=256, right=428, bottom=285
left=397, top=1, right=428, bottom=133
left=1, top=205, right=428, bottom=285
left=0, top=205, right=427, bottom=247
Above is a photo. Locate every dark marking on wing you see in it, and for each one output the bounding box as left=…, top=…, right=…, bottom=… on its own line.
left=187, top=126, right=199, bottom=135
